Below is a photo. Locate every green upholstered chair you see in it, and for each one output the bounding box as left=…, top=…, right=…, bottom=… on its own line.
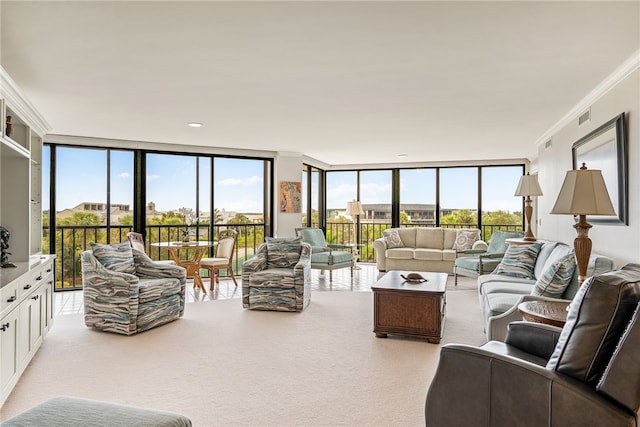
left=454, top=230, right=523, bottom=285
left=295, top=228, right=354, bottom=283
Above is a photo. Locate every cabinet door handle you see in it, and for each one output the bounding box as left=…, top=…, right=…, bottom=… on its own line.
left=36, top=275, right=42, bottom=281
left=7, top=296, right=16, bottom=303
left=32, top=295, right=39, bottom=301
left=0, top=323, right=9, bottom=331
left=46, top=268, right=52, bottom=273
left=24, top=284, right=32, bottom=290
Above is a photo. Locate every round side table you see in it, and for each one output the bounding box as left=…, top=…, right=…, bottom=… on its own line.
left=517, top=300, right=570, bottom=328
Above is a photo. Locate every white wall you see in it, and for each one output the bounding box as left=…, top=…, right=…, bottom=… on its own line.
left=536, top=68, right=639, bottom=268
left=273, top=151, right=303, bottom=237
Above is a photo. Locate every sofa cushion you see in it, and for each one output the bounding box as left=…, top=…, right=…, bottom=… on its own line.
left=414, top=248, right=443, bottom=261
left=546, top=264, right=640, bottom=386
left=311, top=251, right=352, bottom=265
left=453, top=229, right=480, bottom=250
left=397, top=228, right=416, bottom=248
left=416, top=228, right=444, bottom=249
left=532, top=241, right=560, bottom=278
left=480, top=280, right=535, bottom=298
left=493, top=243, right=541, bottom=279
left=382, top=229, right=404, bottom=248
left=386, top=248, right=414, bottom=260
left=443, top=229, right=458, bottom=250
left=535, top=243, right=572, bottom=279
left=442, top=249, right=457, bottom=262
left=90, top=242, right=135, bottom=274
left=455, top=256, right=502, bottom=274
left=485, top=292, right=526, bottom=317
left=138, top=277, right=183, bottom=303
left=531, top=252, right=576, bottom=298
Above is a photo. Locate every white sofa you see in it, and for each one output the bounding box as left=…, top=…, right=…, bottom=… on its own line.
left=372, top=227, right=486, bottom=273
left=479, top=241, right=615, bottom=342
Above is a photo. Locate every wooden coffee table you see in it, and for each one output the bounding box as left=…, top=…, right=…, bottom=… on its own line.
left=517, top=300, right=570, bottom=328
left=371, top=271, right=447, bottom=343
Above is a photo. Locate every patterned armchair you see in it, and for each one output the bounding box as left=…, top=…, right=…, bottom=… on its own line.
left=81, top=242, right=187, bottom=335
left=242, top=237, right=312, bottom=312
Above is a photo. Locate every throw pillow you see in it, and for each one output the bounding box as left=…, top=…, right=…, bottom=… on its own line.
left=453, top=229, right=480, bottom=250
left=493, top=243, right=542, bottom=279
left=382, top=229, right=403, bottom=249
left=531, top=252, right=576, bottom=298
left=265, top=237, right=303, bottom=268
left=90, top=242, right=135, bottom=274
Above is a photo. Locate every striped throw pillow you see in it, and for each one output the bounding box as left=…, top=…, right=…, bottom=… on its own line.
left=532, top=252, right=576, bottom=297
left=494, top=243, right=542, bottom=279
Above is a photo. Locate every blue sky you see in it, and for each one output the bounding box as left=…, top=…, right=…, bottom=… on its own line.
left=44, top=146, right=524, bottom=215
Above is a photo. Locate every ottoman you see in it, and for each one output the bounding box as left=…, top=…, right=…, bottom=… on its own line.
left=2, top=396, right=192, bottom=427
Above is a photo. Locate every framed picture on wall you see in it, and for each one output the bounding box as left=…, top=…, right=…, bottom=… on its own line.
left=572, top=112, right=627, bottom=225
left=279, top=181, right=302, bottom=213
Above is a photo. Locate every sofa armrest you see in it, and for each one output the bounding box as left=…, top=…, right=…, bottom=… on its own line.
left=132, top=249, right=186, bottom=280
left=372, top=237, right=388, bottom=271
left=505, top=321, right=563, bottom=360
left=294, top=243, right=312, bottom=273
left=472, top=240, right=488, bottom=251
left=486, top=294, right=571, bottom=342
left=242, top=243, right=268, bottom=273
left=81, top=250, right=139, bottom=292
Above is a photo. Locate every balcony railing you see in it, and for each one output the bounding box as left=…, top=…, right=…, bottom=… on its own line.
left=51, top=222, right=521, bottom=291
left=52, top=223, right=265, bottom=291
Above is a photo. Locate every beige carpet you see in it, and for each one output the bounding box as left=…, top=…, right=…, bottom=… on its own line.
left=1, top=288, right=484, bottom=426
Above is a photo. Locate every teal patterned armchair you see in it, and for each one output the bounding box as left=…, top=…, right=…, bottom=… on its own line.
left=242, top=237, right=311, bottom=312
left=81, top=243, right=187, bottom=335
left=295, top=228, right=354, bottom=282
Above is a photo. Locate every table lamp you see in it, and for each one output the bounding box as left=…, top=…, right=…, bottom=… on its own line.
left=514, top=172, right=543, bottom=241
left=550, top=163, right=616, bottom=285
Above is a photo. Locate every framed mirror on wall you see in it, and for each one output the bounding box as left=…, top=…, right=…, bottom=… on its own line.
left=572, top=112, right=627, bottom=225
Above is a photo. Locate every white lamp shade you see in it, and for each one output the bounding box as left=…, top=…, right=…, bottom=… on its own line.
left=550, top=167, right=616, bottom=215
left=346, top=200, right=364, bottom=216
left=514, top=173, right=543, bottom=197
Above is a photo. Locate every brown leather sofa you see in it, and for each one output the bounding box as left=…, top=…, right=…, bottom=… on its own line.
left=425, top=264, right=640, bottom=427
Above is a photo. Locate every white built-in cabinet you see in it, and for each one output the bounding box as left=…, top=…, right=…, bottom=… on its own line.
left=0, top=67, right=54, bottom=406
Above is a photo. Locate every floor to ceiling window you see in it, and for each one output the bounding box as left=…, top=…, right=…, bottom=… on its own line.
left=439, top=167, right=478, bottom=229
left=399, top=168, right=437, bottom=226
left=53, top=147, right=134, bottom=289
left=481, top=165, right=525, bottom=240
left=45, top=143, right=272, bottom=290
left=325, top=171, right=357, bottom=245
left=301, top=164, right=321, bottom=228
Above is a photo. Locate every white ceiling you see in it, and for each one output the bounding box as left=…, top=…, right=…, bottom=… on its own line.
left=1, top=1, right=639, bottom=167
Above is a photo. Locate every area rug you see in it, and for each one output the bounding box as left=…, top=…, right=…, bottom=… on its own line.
left=1, top=289, right=484, bottom=426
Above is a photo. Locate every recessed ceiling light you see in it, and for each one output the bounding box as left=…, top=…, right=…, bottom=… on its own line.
left=188, top=122, right=203, bottom=128
left=398, top=154, right=408, bottom=158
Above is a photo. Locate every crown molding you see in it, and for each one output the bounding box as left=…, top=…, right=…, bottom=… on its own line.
left=1, top=66, right=52, bottom=137
left=535, top=49, right=640, bottom=147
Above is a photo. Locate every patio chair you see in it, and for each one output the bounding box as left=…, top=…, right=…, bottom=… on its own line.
left=81, top=242, right=187, bottom=335
left=453, top=230, right=522, bottom=285
left=200, top=229, right=238, bottom=290
left=295, top=228, right=354, bottom=283
left=242, top=237, right=311, bottom=311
